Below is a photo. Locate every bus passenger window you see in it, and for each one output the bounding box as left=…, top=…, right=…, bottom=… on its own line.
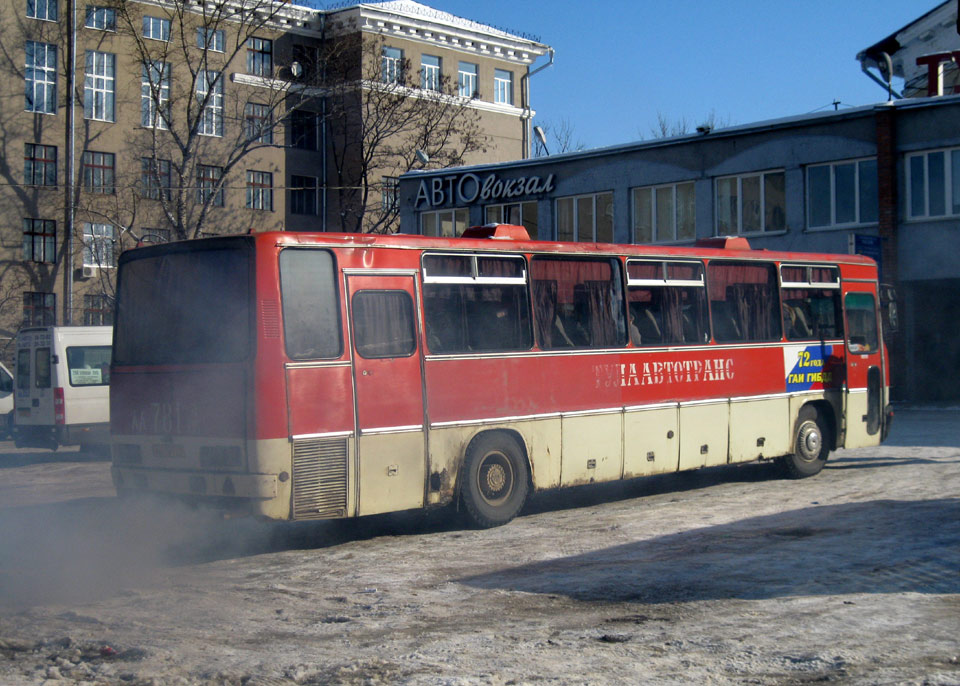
left=421, top=253, right=532, bottom=354
left=531, top=257, right=625, bottom=350
left=352, top=290, right=416, bottom=359
left=626, top=260, right=708, bottom=346
left=279, top=249, right=342, bottom=360
left=708, top=262, right=781, bottom=343
left=780, top=265, right=842, bottom=341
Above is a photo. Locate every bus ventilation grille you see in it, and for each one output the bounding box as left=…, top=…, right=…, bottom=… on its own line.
left=292, top=437, right=348, bottom=520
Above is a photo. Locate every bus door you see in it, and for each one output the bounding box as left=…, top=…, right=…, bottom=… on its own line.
left=346, top=273, right=427, bottom=516
left=842, top=286, right=884, bottom=448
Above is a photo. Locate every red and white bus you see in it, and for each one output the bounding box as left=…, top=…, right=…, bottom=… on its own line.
left=110, top=226, right=892, bottom=527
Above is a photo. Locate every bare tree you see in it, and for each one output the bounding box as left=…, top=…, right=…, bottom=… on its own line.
left=532, top=116, right=585, bottom=156
left=91, top=0, right=326, bottom=242
left=643, top=109, right=732, bottom=139
left=324, top=35, right=487, bottom=234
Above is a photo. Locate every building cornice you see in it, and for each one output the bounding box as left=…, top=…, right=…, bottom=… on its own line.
left=328, top=4, right=549, bottom=66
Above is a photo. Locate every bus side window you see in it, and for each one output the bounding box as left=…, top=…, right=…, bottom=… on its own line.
left=780, top=265, right=842, bottom=341
left=352, top=290, right=416, bottom=359
left=279, top=249, right=342, bottom=360
left=530, top=257, right=625, bottom=350
left=421, top=254, right=532, bottom=354
left=708, top=262, right=781, bottom=343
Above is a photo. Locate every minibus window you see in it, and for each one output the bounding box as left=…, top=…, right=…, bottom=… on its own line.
left=35, top=348, right=51, bottom=389
left=16, top=350, right=30, bottom=390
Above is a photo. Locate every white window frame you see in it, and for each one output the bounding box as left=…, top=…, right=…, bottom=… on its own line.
left=806, top=157, right=878, bottom=229
left=196, top=69, right=223, bottom=137
left=494, top=69, right=513, bottom=105
left=714, top=169, right=786, bottom=235
left=25, top=41, right=57, bottom=114
left=84, top=50, right=115, bottom=122
left=906, top=146, right=960, bottom=220
left=246, top=170, right=273, bottom=211
left=421, top=54, right=440, bottom=91
left=632, top=181, right=696, bottom=244
left=27, top=0, right=57, bottom=21
left=84, top=6, right=115, bottom=30
left=82, top=222, right=116, bottom=268
left=197, top=27, right=224, bottom=52
left=381, top=46, right=403, bottom=84
left=555, top=192, right=614, bottom=243
left=421, top=209, right=468, bottom=237
left=458, top=61, right=477, bottom=98
left=141, top=60, right=170, bottom=130
left=143, top=15, right=170, bottom=41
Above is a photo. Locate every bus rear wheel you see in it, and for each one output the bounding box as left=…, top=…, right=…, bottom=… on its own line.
left=782, top=406, right=830, bottom=478
left=461, top=433, right=529, bottom=528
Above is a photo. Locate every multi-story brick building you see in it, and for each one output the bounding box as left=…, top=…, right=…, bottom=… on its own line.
left=0, top=0, right=551, bottom=360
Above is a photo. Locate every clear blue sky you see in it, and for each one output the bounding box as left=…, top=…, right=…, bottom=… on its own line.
left=357, top=0, right=935, bottom=150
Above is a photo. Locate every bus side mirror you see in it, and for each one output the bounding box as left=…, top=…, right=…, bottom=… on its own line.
left=51, top=354, right=59, bottom=364
left=879, top=284, right=898, bottom=334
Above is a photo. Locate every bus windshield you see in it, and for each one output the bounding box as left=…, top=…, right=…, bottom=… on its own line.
left=114, top=242, right=251, bottom=365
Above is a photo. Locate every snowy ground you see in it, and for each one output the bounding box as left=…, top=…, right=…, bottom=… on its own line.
left=0, top=407, right=957, bottom=685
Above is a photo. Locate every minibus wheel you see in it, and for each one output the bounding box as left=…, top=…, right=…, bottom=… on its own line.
left=782, top=406, right=830, bottom=478
left=461, top=432, right=530, bottom=528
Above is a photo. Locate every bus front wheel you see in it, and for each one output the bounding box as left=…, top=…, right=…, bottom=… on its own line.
left=782, top=406, right=830, bottom=478
left=461, top=433, right=529, bottom=528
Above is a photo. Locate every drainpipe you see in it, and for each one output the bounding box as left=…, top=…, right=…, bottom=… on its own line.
left=520, top=47, right=554, bottom=159
left=63, top=0, right=77, bottom=324
left=318, top=12, right=327, bottom=232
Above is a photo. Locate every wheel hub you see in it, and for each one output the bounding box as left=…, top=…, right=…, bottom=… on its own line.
left=798, top=423, right=821, bottom=461
left=485, top=463, right=506, bottom=492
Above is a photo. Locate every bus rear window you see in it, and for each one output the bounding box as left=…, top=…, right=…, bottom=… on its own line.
left=114, top=244, right=251, bottom=365
left=67, top=346, right=112, bottom=386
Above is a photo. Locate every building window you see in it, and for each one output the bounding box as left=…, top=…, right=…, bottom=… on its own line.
left=485, top=201, right=538, bottom=237
left=807, top=158, right=878, bottom=228
left=81, top=151, right=114, bottom=194
left=27, top=0, right=57, bottom=21
left=907, top=147, right=960, bottom=219
left=381, top=46, right=403, bottom=84
left=494, top=69, right=513, bottom=105
left=289, top=109, right=317, bottom=150
left=141, top=61, right=170, bottom=129
left=25, top=143, right=57, bottom=186
left=715, top=170, right=785, bottom=235
left=25, top=41, right=57, bottom=114
left=196, top=70, right=223, bottom=136
left=458, top=61, right=478, bottom=98
left=83, top=294, right=113, bottom=326
left=421, top=55, right=440, bottom=91
left=290, top=175, right=317, bottom=215
left=381, top=177, right=398, bottom=213
left=421, top=209, right=468, bottom=237
left=84, top=6, right=114, bottom=30
left=196, top=164, right=224, bottom=206
left=141, top=157, right=171, bottom=201
left=246, top=37, right=272, bottom=77
left=23, top=218, right=56, bottom=263
left=632, top=181, right=695, bottom=243
left=245, top=102, right=272, bottom=143
left=246, top=170, right=273, bottom=211
left=142, top=16, right=170, bottom=41
left=292, top=44, right=316, bottom=80
left=197, top=27, right=224, bottom=52
left=23, top=292, right=55, bottom=326
left=83, top=51, right=115, bottom=122
left=556, top=192, right=614, bottom=243
left=82, top=222, right=116, bottom=268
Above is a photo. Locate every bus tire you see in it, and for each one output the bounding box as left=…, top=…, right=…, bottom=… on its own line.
left=460, top=433, right=529, bottom=528
left=782, top=406, right=830, bottom=478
